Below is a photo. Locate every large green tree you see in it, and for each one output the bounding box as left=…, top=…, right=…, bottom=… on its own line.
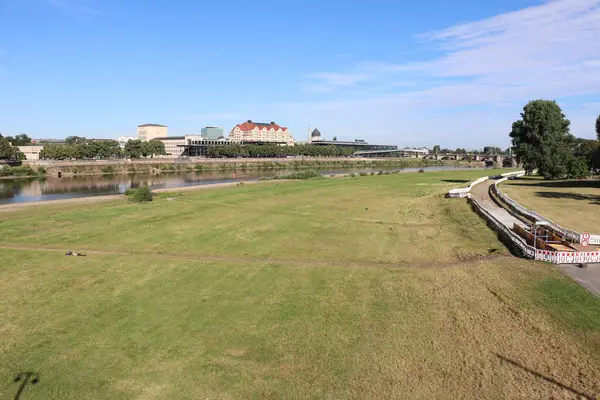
left=596, top=113, right=600, bottom=141
left=0, top=137, right=24, bottom=160
left=4, top=133, right=32, bottom=146
left=124, top=140, right=144, bottom=159
left=509, top=100, right=573, bottom=178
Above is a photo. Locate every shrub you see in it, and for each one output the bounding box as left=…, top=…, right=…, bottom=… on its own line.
left=0, top=165, right=37, bottom=177
left=37, top=165, right=47, bottom=175
left=236, top=181, right=245, bottom=186
left=71, top=167, right=79, bottom=174
left=275, top=169, right=320, bottom=180
left=418, top=168, right=425, bottom=173
left=101, top=166, right=116, bottom=174
left=194, top=164, right=204, bottom=171
left=370, top=172, right=375, bottom=176
left=124, top=188, right=136, bottom=196
left=359, top=172, right=369, bottom=176
left=349, top=173, right=357, bottom=177
left=132, top=185, right=153, bottom=202
left=377, top=170, right=384, bottom=175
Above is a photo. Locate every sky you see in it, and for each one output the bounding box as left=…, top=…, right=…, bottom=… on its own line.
left=1, top=0, right=599, bottom=148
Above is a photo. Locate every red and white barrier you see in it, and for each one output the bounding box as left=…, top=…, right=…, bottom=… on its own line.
left=535, top=250, right=600, bottom=264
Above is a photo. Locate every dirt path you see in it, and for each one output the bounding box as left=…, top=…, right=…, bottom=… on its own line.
left=0, top=244, right=512, bottom=270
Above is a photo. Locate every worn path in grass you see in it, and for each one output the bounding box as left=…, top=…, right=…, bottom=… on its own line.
left=1, top=170, right=599, bottom=399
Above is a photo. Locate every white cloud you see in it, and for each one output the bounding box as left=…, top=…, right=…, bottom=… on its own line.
left=299, top=0, right=600, bottom=146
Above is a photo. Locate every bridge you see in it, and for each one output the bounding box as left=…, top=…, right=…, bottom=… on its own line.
left=353, top=150, right=516, bottom=166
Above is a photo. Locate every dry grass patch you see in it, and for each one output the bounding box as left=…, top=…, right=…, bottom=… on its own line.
left=502, top=175, right=600, bottom=233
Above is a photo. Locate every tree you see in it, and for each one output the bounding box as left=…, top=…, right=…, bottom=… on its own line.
left=572, top=138, right=599, bottom=169
left=124, top=140, right=143, bottom=159
left=4, top=133, right=32, bottom=146
left=455, top=148, right=467, bottom=154
left=0, top=137, right=16, bottom=159
left=433, top=145, right=441, bottom=154
left=509, top=100, right=573, bottom=178
left=0, top=137, right=25, bottom=160
left=333, top=136, right=337, bottom=141
left=596, top=113, right=600, bottom=141
left=65, top=136, right=87, bottom=145
left=483, top=146, right=502, bottom=155
left=567, top=156, right=590, bottom=179
left=143, top=140, right=167, bottom=158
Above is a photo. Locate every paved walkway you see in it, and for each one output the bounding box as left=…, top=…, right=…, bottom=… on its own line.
left=470, top=180, right=527, bottom=230
left=471, top=179, right=600, bottom=297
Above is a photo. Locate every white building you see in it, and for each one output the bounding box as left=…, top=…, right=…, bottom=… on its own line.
left=228, top=120, right=294, bottom=145
left=118, top=136, right=137, bottom=149
left=16, top=145, right=44, bottom=161
left=137, top=124, right=167, bottom=141
left=153, top=136, right=186, bottom=157
left=402, top=147, right=430, bottom=157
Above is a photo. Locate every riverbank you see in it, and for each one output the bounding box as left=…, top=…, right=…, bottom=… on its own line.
left=0, top=165, right=490, bottom=205
left=22, top=157, right=478, bottom=178
left=0, top=178, right=285, bottom=211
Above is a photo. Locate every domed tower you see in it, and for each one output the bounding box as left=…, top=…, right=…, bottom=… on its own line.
left=309, top=128, right=322, bottom=143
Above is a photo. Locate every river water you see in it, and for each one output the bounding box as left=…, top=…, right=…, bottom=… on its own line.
left=0, top=166, right=487, bottom=204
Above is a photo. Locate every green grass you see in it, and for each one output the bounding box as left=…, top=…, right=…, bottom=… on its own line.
left=1, top=169, right=599, bottom=399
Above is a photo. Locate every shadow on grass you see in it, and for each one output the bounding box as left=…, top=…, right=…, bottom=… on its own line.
left=440, top=179, right=470, bottom=183
left=534, top=191, right=600, bottom=205
left=495, top=354, right=595, bottom=399
left=508, top=179, right=600, bottom=189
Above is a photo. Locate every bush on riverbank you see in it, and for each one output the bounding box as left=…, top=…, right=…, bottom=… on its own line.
left=274, top=169, right=321, bottom=180
left=132, top=186, right=153, bottom=202
left=0, top=165, right=38, bottom=177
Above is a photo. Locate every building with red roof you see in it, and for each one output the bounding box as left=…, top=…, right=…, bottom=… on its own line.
left=229, top=120, right=294, bottom=145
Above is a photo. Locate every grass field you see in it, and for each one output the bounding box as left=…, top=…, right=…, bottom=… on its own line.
left=1, top=170, right=599, bottom=399
left=502, top=175, right=600, bottom=233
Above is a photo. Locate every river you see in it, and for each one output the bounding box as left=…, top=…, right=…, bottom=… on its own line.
left=0, top=166, right=487, bottom=204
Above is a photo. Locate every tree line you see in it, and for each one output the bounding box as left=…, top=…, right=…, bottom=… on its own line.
left=510, top=100, right=600, bottom=179
left=432, top=145, right=509, bottom=155
left=38, top=137, right=166, bottom=160
left=205, top=143, right=356, bottom=158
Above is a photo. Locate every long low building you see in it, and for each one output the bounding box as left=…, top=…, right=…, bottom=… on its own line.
left=310, top=139, right=397, bottom=151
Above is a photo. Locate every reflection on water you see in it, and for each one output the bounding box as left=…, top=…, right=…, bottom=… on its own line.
left=0, top=166, right=485, bottom=204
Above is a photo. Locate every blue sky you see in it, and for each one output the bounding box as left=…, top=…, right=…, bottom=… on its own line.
left=1, top=0, right=599, bottom=148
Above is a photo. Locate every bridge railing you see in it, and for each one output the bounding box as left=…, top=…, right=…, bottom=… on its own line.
left=447, top=170, right=524, bottom=198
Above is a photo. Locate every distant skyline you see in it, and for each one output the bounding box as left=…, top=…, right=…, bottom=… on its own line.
left=1, top=0, right=599, bottom=147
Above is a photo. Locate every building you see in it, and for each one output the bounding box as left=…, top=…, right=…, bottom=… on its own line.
left=306, top=128, right=397, bottom=151
left=308, top=128, right=322, bottom=143
left=152, top=136, right=187, bottom=157
left=118, top=136, right=137, bottom=150
left=401, top=147, right=430, bottom=157
left=16, top=145, right=44, bottom=161
left=201, top=126, right=224, bottom=140
left=228, top=120, right=294, bottom=145
left=137, top=124, right=167, bottom=142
